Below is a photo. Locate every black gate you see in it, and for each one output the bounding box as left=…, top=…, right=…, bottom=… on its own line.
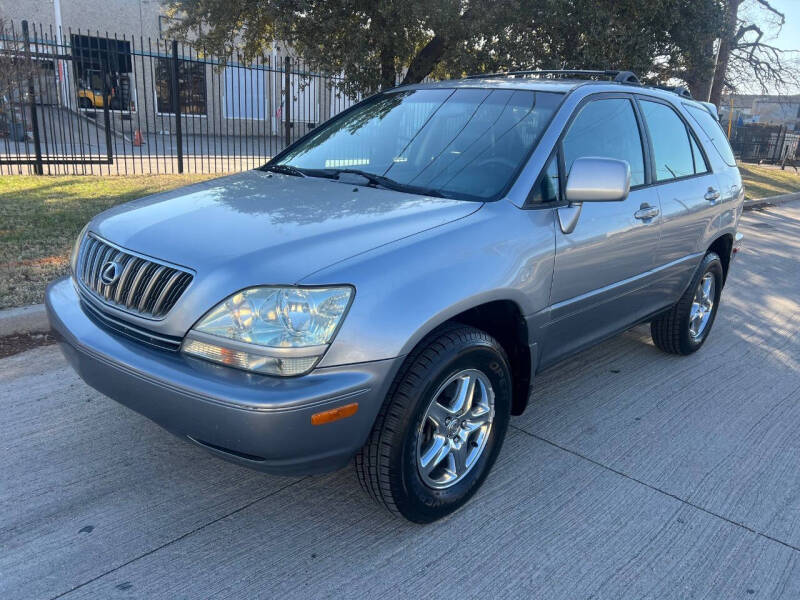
left=0, top=20, right=361, bottom=175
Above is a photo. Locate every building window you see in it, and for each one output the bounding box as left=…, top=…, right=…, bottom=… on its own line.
left=223, top=65, right=267, bottom=120
left=155, top=58, right=207, bottom=115
left=71, top=34, right=135, bottom=112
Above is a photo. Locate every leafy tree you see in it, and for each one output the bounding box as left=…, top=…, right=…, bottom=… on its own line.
left=165, top=0, right=690, bottom=95
left=166, top=0, right=538, bottom=96
left=651, top=0, right=725, bottom=101
left=165, top=0, right=796, bottom=105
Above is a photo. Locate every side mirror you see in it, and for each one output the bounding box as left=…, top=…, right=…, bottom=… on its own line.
left=565, top=157, right=631, bottom=203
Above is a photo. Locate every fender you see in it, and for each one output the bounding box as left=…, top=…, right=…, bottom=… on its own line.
left=302, top=200, right=556, bottom=368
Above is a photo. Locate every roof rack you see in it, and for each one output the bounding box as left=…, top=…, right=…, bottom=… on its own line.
left=466, top=69, right=641, bottom=85
left=654, top=85, right=693, bottom=99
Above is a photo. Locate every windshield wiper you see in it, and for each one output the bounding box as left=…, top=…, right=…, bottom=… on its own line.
left=328, top=168, right=445, bottom=198
left=263, top=163, right=307, bottom=178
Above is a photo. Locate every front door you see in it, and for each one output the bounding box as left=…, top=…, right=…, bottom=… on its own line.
left=541, top=95, right=661, bottom=366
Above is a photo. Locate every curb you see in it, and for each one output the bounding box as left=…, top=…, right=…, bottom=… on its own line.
left=744, top=191, right=800, bottom=211
left=0, top=304, right=49, bottom=337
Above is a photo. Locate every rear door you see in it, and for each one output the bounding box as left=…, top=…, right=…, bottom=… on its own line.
left=637, top=97, right=721, bottom=300
left=541, top=94, right=661, bottom=366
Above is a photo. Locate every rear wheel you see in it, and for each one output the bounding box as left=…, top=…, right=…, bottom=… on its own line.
left=356, top=324, right=511, bottom=523
left=651, top=251, right=723, bottom=355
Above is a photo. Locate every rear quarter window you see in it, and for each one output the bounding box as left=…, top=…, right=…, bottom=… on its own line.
left=684, top=104, right=736, bottom=167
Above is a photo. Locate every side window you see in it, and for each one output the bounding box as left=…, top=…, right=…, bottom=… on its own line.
left=640, top=100, right=695, bottom=181
left=685, top=104, right=736, bottom=166
left=562, top=98, right=645, bottom=186
left=528, top=154, right=560, bottom=204
left=689, top=134, right=709, bottom=174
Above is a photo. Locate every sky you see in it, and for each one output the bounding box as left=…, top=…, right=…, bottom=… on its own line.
left=767, top=0, right=800, bottom=51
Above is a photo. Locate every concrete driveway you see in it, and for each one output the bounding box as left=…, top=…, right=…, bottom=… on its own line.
left=2, top=201, right=799, bottom=599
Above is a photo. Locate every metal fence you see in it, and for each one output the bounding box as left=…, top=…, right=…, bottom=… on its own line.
left=0, top=20, right=363, bottom=175
left=728, top=123, right=800, bottom=165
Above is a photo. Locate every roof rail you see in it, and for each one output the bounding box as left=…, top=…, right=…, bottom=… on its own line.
left=466, top=69, right=641, bottom=85
left=655, top=85, right=693, bottom=99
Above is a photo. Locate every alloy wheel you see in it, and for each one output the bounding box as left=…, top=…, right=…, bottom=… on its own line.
left=416, top=369, right=495, bottom=489
left=689, top=272, right=716, bottom=339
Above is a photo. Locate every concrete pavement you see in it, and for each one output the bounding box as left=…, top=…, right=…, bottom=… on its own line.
left=2, top=200, right=799, bottom=599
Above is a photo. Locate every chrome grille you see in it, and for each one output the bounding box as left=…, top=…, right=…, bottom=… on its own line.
left=76, top=234, right=193, bottom=319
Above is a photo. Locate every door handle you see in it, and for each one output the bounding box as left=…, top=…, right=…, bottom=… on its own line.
left=634, top=204, right=659, bottom=220
left=704, top=188, right=720, bottom=202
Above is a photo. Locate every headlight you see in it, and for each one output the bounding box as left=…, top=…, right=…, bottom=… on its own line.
left=181, top=286, right=354, bottom=376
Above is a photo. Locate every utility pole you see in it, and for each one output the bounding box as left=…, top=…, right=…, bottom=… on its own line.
left=53, top=0, right=70, bottom=109
left=727, top=96, right=733, bottom=139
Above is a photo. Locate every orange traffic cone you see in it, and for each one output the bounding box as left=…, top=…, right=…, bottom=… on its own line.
left=133, top=129, right=143, bottom=146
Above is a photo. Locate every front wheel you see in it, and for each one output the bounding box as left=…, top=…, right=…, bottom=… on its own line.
left=651, top=251, right=724, bottom=355
left=356, top=324, right=511, bottom=523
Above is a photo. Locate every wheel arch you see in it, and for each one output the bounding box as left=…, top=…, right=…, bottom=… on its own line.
left=708, top=233, right=734, bottom=283
left=449, top=300, right=532, bottom=416
left=400, top=299, right=533, bottom=416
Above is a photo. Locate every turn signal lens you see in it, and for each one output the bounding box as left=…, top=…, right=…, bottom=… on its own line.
left=311, top=402, right=359, bottom=425
left=182, top=338, right=318, bottom=376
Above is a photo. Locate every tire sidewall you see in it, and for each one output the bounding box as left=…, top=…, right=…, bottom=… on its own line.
left=394, top=341, right=511, bottom=522
left=682, top=253, right=723, bottom=352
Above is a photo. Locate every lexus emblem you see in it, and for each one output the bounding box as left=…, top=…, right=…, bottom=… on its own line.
left=100, top=261, right=122, bottom=285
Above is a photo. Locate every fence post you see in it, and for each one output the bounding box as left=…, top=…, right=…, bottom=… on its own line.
left=21, top=20, right=43, bottom=175
left=102, top=66, right=113, bottom=166
left=776, top=125, right=786, bottom=165
left=284, top=56, right=291, bottom=146
left=171, top=40, right=183, bottom=173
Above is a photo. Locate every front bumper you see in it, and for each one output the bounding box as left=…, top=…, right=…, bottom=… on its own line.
left=45, top=277, right=400, bottom=475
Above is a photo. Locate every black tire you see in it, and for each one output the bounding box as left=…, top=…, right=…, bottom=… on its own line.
left=356, top=324, right=512, bottom=523
left=651, top=251, right=724, bottom=355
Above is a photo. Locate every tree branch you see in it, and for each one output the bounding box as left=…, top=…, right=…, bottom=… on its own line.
left=734, top=23, right=760, bottom=42
left=754, top=0, right=785, bottom=26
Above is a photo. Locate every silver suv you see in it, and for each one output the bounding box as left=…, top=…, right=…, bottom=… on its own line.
left=46, top=70, right=744, bottom=523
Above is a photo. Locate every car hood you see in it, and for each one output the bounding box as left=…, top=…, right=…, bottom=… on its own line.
left=92, top=170, right=481, bottom=287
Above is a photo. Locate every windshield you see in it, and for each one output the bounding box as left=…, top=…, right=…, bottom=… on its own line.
left=271, top=88, right=563, bottom=200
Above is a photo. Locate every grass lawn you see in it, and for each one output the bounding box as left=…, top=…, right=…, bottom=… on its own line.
left=0, top=174, right=216, bottom=309
left=1, top=163, right=798, bottom=310
left=739, top=162, right=800, bottom=200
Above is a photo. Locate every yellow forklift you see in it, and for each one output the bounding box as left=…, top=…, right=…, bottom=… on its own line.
left=77, top=69, right=131, bottom=110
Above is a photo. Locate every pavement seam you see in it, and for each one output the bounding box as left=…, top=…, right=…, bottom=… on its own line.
left=509, top=423, right=800, bottom=555
left=47, top=477, right=307, bottom=600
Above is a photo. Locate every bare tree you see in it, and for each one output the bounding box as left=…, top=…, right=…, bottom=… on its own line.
left=0, top=18, right=38, bottom=102
left=0, top=16, right=42, bottom=140
left=709, top=0, right=800, bottom=106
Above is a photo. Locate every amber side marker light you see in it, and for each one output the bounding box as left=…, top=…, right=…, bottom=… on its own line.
left=311, top=402, right=359, bottom=426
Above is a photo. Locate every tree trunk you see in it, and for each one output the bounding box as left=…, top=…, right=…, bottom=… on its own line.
left=401, top=35, right=449, bottom=85
left=369, top=7, right=396, bottom=91
left=379, top=45, right=396, bottom=90
left=681, top=36, right=716, bottom=101
left=684, top=75, right=712, bottom=103
left=709, top=0, right=742, bottom=106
